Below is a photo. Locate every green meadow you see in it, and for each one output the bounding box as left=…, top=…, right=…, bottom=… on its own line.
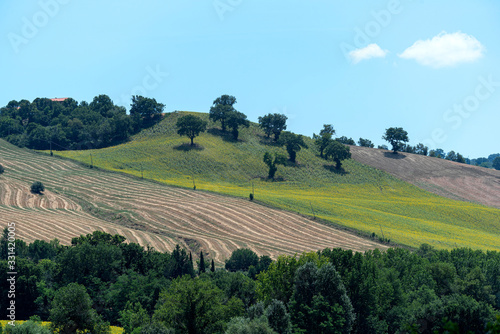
left=51, top=112, right=500, bottom=251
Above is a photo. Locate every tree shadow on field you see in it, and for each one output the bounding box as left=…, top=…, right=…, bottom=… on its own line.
left=173, top=143, right=204, bottom=151
left=323, top=165, right=349, bottom=175
left=384, top=152, right=407, bottom=159
left=207, top=128, right=243, bottom=143
left=259, top=176, right=286, bottom=182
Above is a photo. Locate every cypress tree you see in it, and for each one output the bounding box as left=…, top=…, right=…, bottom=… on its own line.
left=211, top=259, right=215, bottom=272
left=199, top=251, right=206, bottom=274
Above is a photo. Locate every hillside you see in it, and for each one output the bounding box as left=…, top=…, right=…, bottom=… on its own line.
left=350, top=145, right=500, bottom=209
left=0, top=139, right=385, bottom=262
left=49, top=112, right=500, bottom=251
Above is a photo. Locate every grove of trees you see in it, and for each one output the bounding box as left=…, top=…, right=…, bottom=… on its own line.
left=1, top=230, right=500, bottom=333
left=258, top=113, right=288, bottom=141
left=0, top=95, right=164, bottom=151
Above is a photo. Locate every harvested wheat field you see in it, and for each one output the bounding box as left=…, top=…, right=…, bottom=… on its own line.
left=0, top=139, right=386, bottom=262
left=351, top=146, right=500, bottom=209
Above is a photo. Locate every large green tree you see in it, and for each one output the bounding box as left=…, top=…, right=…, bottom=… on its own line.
left=209, top=95, right=237, bottom=132
left=382, top=127, right=409, bottom=154
left=130, top=95, right=165, bottom=127
left=263, top=152, right=287, bottom=179
left=313, top=124, right=335, bottom=158
left=225, top=248, right=259, bottom=272
left=49, top=283, right=110, bottom=334
left=289, top=262, right=354, bottom=334
left=258, top=113, right=288, bottom=141
left=226, top=110, right=250, bottom=140
left=324, top=141, right=351, bottom=170
left=176, top=114, right=207, bottom=146
left=278, top=132, right=308, bottom=163
left=153, top=276, right=243, bottom=334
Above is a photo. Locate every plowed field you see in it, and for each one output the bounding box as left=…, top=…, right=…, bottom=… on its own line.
left=0, top=140, right=386, bottom=261
left=350, top=146, right=500, bottom=209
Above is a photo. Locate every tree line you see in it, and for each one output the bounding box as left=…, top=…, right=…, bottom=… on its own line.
left=0, top=95, right=164, bottom=151
left=1, top=94, right=497, bottom=171
left=1, top=230, right=499, bottom=333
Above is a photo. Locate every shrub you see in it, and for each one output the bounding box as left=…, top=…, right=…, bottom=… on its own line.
left=0, top=164, right=4, bottom=174
left=4, top=320, right=51, bottom=334
left=249, top=193, right=254, bottom=201
left=31, top=181, right=45, bottom=194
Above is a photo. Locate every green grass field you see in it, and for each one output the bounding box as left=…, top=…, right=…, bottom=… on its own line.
left=50, top=112, right=500, bottom=251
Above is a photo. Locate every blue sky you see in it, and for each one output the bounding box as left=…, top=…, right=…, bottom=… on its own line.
left=1, top=0, right=499, bottom=158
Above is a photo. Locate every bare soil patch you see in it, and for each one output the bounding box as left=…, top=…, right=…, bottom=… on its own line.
left=350, top=146, right=500, bottom=209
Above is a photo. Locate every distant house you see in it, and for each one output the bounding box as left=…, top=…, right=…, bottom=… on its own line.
left=50, top=98, right=68, bottom=102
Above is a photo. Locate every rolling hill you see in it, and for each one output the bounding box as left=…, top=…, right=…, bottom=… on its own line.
left=47, top=111, right=500, bottom=251
left=350, top=145, right=500, bottom=209
left=0, top=139, right=386, bottom=263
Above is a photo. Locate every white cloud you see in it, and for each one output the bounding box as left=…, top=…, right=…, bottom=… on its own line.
left=349, top=44, right=388, bottom=64
left=399, top=31, right=485, bottom=68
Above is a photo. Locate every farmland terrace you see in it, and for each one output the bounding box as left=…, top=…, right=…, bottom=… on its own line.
left=0, top=139, right=386, bottom=262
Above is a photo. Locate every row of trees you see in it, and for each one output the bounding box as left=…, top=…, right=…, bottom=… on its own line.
left=0, top=95, right=164, bottom=150
left=1, top=230, right=499, bottom=333
left=175, top=95, right=353, bottom=180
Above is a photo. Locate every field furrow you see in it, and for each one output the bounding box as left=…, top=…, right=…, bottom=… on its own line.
left=0, top=139, right=386, bottom=260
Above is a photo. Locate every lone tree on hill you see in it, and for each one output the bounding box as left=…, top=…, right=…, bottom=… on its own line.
left=209, top=95, right=237, bottom=132
left=263, top=151, right=287, bottom=179
left=313, top=124, right=335, bottom=158
left=382, top=127, right=409, bottom=154
left=258, top=113, right=288, bottom=141
left=324, top=140, right=351, bottom=170
left=226, top=110, right=250, bottom=140
left=31, top=181, right=45, bottom=194
left=279, top=132, right=308, bottom=163
left=176, top=114, right=207, bottom=146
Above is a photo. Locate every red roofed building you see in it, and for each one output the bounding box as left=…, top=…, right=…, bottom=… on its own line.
left=50, top=98, right=69, bottom=102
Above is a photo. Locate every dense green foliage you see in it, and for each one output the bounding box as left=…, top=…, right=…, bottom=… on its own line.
left=263, top=152, right=287, bottom=179
left=358, top=138, right=374, bottom=148
left=258, top=113, right=288, bottom=141
left=492, top=156, right=500, bottom=170
left=278, top=132, right=308, bottom=163
left=313, top=124, right=336, bottom=158
left=209, top=95, right=238, bottom=132
left=1, top=231, right=500, bottom=333
left=49, top=283, right=110, bottom=333
left=0, top=95, right=162, bottom=150
left=324, top=140, right=352, bottom=170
